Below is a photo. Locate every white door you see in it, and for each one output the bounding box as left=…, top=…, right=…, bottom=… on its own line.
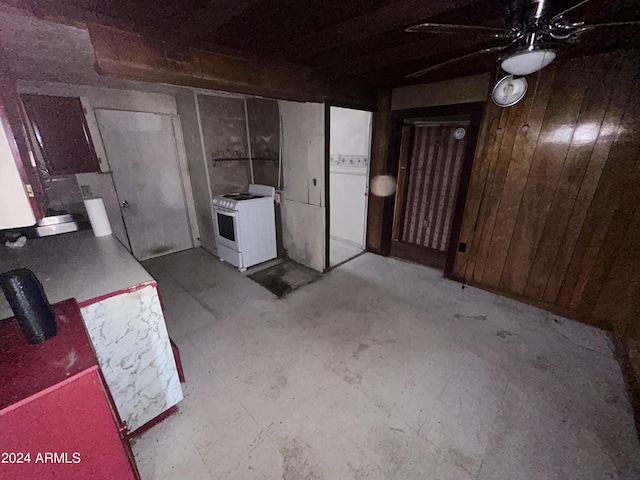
left=96, top=109, right=193, bottom=260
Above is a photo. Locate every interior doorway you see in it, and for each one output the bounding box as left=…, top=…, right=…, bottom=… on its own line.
left=392, top=118, right=470, bottom=269
left=327, top=106, right=373, bottom=267
left=386, top=103, right=484, bottom=277
left=96, top=109, right=194, bottom=261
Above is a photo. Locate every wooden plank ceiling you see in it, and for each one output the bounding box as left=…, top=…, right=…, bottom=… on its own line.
left=7, top=0, right=640, bottom=90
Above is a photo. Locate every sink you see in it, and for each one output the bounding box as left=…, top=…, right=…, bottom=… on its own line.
left=30, top=214, right=90, bottom=238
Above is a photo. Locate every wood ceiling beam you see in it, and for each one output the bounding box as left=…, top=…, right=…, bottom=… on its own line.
left=277, top=0, right=478, bottom=60
left=370, top=59, right=496, bottom=89
left=87, top=23, right=376, bottom=109
left=4, top=1, right=259, bottom=63
left=166, top=0, right=265, bottom=46
left=315, top=34, right=502, bottom=77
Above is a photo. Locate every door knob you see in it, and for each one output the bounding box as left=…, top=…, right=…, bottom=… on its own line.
left=121, top=200, right=130, bottom=208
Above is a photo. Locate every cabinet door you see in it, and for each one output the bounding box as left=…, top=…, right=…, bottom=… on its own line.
left=21, top=95, right=101, bottom=175
left=0, top=367, right=139, bottom=480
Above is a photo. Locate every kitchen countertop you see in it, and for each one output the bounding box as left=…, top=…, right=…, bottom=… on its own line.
left=0, top=231, right=153, bottom=319
left=0, top=299, right=97, bottom=410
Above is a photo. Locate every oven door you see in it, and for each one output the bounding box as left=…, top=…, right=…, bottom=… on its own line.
left=214, top=206, right=240, bottom=251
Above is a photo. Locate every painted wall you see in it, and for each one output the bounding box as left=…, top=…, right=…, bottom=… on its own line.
left=330, top=107, right=371, bottom=156
left=246, top=97, right=281, bottom=187
left=453, top=50, right=640, bottom=340
left=391, top=73, right=491, bottom=111
left=197, top=94, right=251, bottom=205
left=278, top=100, right=325, bottom=272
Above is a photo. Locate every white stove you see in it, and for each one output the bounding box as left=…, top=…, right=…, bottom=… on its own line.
left=212, top=184, right=277, bottom=272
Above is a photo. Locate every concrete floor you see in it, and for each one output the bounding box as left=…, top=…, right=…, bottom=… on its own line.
left=135, top=248, right=640, bottom=480
left=330, top=237, right=364, bottom=266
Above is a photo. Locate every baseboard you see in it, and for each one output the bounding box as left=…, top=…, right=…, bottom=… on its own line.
left=330, top=235, right=364, bottom=248
left=613, top=337, right=640, bottom=442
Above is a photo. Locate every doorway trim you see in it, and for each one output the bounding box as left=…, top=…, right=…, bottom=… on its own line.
left=384, top=102, right=485, bottom=280
left=324, top=102, right=331, bottom=272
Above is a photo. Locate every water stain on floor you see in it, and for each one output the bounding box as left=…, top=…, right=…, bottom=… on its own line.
left=352, top=343, right=370, bottom=359
left=249, top=260, right=322, bottom=298
left=497, top=330, right=517, bottom=339
left=279, top=437, right=321, bottom=480
left=454, top=313, right=487, bottom=321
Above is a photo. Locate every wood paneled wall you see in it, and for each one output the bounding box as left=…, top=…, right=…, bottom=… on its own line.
left=453, top=49, right=640, bottom=337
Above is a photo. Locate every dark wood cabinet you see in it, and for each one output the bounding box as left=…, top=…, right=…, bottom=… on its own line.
left=21, top=95, right=101, bottom=175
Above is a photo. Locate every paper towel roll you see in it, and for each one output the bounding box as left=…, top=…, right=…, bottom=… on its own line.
left=84, top=198, right=112, bottom=237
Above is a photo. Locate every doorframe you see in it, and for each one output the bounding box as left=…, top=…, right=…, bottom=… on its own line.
left=324, top=102, right=330, bottom=272
left=323, top=103, right=375, bottom=272
left=384, top=102, right=485, bottom=280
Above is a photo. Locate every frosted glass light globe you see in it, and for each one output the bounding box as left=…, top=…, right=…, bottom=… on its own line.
left=501, top=49, right=556, bottom=76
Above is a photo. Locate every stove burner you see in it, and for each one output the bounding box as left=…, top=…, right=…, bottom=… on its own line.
left=223, top=193, right=263, bottom=201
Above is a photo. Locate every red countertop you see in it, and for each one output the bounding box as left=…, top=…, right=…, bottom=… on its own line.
left=0, top=299, right=98, bottom=411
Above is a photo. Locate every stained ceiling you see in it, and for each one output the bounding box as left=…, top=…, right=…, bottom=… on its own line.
left=2, top=0, right=640, bottom=89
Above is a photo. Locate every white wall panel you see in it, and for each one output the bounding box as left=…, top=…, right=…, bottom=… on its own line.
left=278, top=100, right=326, bottom=271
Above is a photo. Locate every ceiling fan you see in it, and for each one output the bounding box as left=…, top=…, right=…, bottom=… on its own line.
left=405, top=0, right=640, bottom=78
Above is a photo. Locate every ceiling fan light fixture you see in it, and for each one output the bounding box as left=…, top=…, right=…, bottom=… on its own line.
left=501, top=48, right=556, bottom=76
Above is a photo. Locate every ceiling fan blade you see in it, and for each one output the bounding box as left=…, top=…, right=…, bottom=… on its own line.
left=575, top=20, right=640, bottom=32
left=406, top=44, right=512, bottom=78
left=552, top=20, right=640, bottom=40
left=406, top=23, right=511, bottom=38
left=550, top=0, right=591, bottom=22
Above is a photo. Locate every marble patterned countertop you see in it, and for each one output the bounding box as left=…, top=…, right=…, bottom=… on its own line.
left=0, top=231, right=154, bottom=319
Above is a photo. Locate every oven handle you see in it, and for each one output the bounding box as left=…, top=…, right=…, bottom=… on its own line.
left=214, top=206, right=238, bottom=216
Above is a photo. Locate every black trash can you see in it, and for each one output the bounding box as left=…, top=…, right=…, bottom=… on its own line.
left=0, top=268, right=57, bottom=344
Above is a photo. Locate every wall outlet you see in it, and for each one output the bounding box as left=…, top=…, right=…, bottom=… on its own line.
left=80, top=185, right=93, bottom=198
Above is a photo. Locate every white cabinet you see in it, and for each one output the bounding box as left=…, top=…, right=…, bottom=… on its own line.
left=0, top=118, right=36, bottom=229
